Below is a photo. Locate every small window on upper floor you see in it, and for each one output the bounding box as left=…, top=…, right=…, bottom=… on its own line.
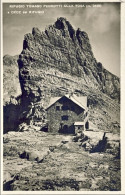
left=62, top=115, right=68, bottom=120
left=62, top=106, right=69, bottom=111
left=56, top=106, right=60, bottom=111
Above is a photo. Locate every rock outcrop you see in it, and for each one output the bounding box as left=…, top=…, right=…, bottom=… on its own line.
left=3, top=55, right=21, bottom=105
left=18, top=17, right=120, bottom=105
left=3, top=55, right=22, bottom=133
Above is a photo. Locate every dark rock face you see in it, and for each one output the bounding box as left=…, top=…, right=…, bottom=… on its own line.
left=3, top=55, right=22, bottom=133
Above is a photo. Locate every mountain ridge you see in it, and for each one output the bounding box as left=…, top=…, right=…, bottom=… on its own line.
left=18, top=17, right=120, bottom=104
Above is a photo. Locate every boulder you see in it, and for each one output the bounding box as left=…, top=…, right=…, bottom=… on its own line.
left=19, top=149, right=50, bottom=162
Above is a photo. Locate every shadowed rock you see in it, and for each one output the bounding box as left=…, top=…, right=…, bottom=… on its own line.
left=19, top=149, right=50, bottom=163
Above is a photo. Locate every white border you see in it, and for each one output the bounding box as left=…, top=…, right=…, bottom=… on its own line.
left=121, top=0, right=125, bottom=194
left=1, top=0, right=125, bottom=194
left=0, top=0, right=122, bottom=2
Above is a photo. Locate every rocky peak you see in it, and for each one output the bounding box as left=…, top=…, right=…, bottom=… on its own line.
left=18, top=17, right=120, bottom=105
left=32, top=27, right=41, bottom=36
left=54, top=17, right=68, bottom=29
left=54, top=17, right=76, bottom=40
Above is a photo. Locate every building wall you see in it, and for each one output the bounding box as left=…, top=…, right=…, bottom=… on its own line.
left=47, top=96, right=88, bottom=134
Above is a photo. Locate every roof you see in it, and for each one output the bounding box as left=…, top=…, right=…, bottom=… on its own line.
left=47, top=97, right=61, bottom=108
left=74, top=122, right=84, bottom=126
left=46, top=94, right=87, bottom=110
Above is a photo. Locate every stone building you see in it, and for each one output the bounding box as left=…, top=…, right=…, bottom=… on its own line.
left=46, top=94, right=89, bottom=134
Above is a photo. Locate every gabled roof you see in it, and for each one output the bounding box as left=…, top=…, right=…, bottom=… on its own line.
left=46, top=94, right=87, bottom=110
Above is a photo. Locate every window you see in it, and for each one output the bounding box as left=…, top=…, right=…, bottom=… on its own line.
left=56, top=106, right=60, bottom=111
left=62, top=106, right=68, bottom=111
left=62, top=115, right=68, bottom=120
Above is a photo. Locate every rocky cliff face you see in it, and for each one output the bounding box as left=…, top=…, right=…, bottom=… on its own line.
left=3, top=17, right=120, bottom=133
left=18, top=17, right=120, bottom=104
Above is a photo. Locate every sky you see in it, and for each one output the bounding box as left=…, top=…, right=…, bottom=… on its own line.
left=3, top=2, right=120, bottom=77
